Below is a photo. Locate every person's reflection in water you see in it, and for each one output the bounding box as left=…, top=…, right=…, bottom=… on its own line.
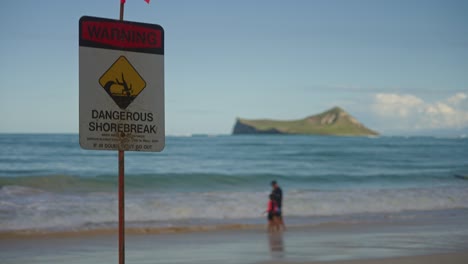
left=268, top=232, right=285, bottom=259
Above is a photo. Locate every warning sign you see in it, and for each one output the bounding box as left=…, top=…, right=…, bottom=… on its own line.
left=99, top=56, right=146, bottom=109
left=79, top=16, right=164, bottom=152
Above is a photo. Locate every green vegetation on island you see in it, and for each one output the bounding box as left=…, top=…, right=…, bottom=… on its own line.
left=233, top=107, right=379, bottom=136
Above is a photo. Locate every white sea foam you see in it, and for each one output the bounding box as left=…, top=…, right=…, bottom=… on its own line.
left=1, top=186, right=468, bottom=232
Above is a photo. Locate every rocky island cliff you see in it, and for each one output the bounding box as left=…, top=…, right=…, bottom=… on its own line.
left=232, top=107, right=379, bottom=136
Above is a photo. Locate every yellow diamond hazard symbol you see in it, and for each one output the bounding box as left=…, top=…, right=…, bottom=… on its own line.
left=99, top=56, right=146, bottom=109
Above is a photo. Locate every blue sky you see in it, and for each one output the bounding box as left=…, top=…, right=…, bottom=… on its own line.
left=1, top=0, right=467, bottom=135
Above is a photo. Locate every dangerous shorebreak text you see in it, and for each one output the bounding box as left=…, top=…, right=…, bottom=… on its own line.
left=88, top=109, right=157, bottom=134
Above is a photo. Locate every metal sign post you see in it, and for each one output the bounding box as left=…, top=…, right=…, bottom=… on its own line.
left=118, top=5, right=125, bottom=264
left=119, top=149, right=125, bottom=264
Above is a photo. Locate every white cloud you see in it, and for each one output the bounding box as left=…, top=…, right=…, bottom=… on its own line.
left=374, top=94, right=424, bottom=118
left=372, top=92, right=468, bottom=131
left=447, top=92, right=467, bottom=105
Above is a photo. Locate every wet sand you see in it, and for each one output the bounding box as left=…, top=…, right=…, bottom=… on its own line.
left=1, top=215, right=468, bottom=264
left=304, top=251, right=468, bottom=264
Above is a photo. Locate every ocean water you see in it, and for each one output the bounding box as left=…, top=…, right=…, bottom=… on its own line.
left=1, top=134, right=468, bottom=233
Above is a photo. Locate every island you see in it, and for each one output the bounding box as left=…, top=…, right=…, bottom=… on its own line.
left=232, top=107, right=379, bottom=136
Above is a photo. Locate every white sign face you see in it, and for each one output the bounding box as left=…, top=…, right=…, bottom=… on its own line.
left=79, top=16, right=164, bottom=152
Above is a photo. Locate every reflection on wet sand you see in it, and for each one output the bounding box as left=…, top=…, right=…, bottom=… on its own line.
left=268, top=232, right=285, bottom=259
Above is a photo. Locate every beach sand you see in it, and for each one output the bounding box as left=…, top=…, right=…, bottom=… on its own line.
left=304, top=251, right=468, bottom=264
left=2, top=212, right=468, bottom=264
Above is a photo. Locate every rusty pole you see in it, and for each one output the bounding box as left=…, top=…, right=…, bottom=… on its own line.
left=119, top=3, right=125, bottom=264
left=118, top=149, right=125, bottom=264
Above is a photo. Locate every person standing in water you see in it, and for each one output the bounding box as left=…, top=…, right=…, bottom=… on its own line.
left=271, top=180, right=286, bottom=231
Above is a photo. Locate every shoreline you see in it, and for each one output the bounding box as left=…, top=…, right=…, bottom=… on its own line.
left=0, top=219, right=437, bottom=240
left=0, top=223, right=259, bottom=239
left=2, top=207, right=468, bottom=239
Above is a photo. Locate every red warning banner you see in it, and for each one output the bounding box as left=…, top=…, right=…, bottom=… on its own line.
left=80, top=16, right=164, bottom=55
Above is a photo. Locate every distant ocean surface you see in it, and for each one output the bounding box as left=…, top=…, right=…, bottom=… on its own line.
left=1, top=134, right=468, bottom=233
